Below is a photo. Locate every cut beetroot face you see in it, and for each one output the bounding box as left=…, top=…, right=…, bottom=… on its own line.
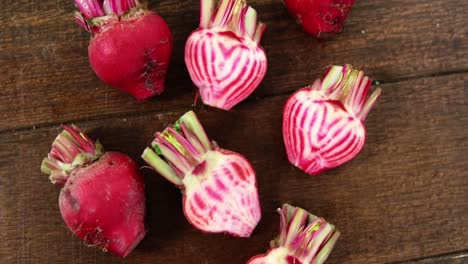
left=185, top=0, right=267, bottom=110
left=283, top=65, right=381, bottom=175
left=142, top=111, right=261, bottom=237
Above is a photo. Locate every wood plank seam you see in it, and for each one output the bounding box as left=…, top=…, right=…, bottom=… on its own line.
left=1, top=70, right=466, bottom=135
left=391, top=251, right=468, bottom=264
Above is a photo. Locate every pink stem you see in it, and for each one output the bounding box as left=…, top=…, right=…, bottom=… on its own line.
left=61, top=125, right=96, bottom=154
left=166, top=127, right=202, bottom=162
left=142, top=111, right=213, bottom=181
left=74, top=0, right=105, bottom=19
left=74, top=12, right=90, bottom=32
left=358, top=88, right=382, bottom=121
left=253, top=23, right=266, bottom=43
left=180, top=122, right=206, bottom=154
left=272, top=204, right=340, bottom=263
left=155, top=134, right=192, bottom=174
left=41, top=125, right=103, bottom=185
left=211, top=0, right=238, bottom=28
left=103, top=0, right=138, bottom=16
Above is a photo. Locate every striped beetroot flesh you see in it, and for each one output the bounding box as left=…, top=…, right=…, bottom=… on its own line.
left=142, top=111, right=261, bottom=237
left=185, top=0, right=267, bottom=110
left=283, top=65, right=381, bottom=176
left=247, top=204, right=340, bottom=264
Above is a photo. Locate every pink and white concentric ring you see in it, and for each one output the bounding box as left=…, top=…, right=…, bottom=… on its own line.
left=185, top=29, right=267, bottom=110
left=182, top=149, right=261, bottom=237
left=283, top=85, right=367, bottom=175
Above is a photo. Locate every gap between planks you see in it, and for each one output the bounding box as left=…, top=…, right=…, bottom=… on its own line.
left=392, top=250, right=468, bottom=264
left=2, top=69, right=467, bottom=135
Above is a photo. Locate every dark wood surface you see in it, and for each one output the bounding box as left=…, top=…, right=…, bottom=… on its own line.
left=0, top=0, right=467, bottom=263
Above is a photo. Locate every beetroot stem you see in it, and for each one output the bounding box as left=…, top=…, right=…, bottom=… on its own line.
left=243, top=6, right=257, bottom=39
left=253, top=23, right=266, bottom=43
left=319, top=65, right=381, bottom=120
left=179, top=111, right=211, bottom=151
left=211, top=0, right=238, bottom=28
left=142, top=111, right=213, bottom=184
left=41, top=125, right=103, bottom=185
left=358, top=88, right=382, bottom=121
left=74, top=12, right=90, bottom=32
left=142, top=147, right=182, bottom=185
left=200, top=0, right=215, bottom=28
left=74, top=0, right=105, bottom=19
left=204, top=0, right=265, bottom=43
left=272, top=204, right=340, bottom=263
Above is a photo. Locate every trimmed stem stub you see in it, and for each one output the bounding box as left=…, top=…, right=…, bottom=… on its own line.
left=142, top=110, right=261, bottom=237
left=273, top=204, right=340, bottom=263
left=141, top=111, right=213, bottom=186
left=74, top=0, right=147, bottom=34
left=249, top=204, right=339, bottom=264
left=320, top=64, right=381, bottom=121
left=41, top=125, right=104, bottom=185
left=199, top=0, right=266, bottom=43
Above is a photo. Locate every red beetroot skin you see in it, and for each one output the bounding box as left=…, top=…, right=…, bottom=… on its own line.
left=88, top=12, right=173, bottom=100
left=283, top=0, right=355, bottom=36
left=59, top=152, right=146, bottom=258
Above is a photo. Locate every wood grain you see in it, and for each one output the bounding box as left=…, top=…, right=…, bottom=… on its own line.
left=1, top=73, right=466, bottom=263
left=1, top=0, right=467, bottom=132
left=398, top=252, right=468, bottom=264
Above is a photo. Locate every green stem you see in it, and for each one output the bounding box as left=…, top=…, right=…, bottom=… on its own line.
left=200, top=0, right=215, bottom=28
left=358, top=88, right=382, bottom=121
left=142, top=111, right=213, bottom=184
left=142, top=147, right=181, bottom=185
left=206, top=0, right=265, bottom=43
left=272, top=204, right=340, bottom=263
left=320, top=65, right=381, bottom=119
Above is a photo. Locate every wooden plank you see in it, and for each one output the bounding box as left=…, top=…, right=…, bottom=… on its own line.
left=1, top=0, right=467, bottom=131
left=398, top=252, right=468, bottom=264
left=0, top=73, right=466, bottom=263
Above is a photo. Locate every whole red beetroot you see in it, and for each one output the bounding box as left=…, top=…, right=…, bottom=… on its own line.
left=283, top=0, right=355, bottom=37
left=74, top=0, right=173, bottom=100
left=41, top=125, right=146, bottom=257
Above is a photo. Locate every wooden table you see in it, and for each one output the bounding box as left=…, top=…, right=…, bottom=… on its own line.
left=1, top=0, right=467, bottom=263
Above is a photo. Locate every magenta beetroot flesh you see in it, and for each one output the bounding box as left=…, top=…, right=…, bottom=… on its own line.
left=247, top=204, right=340, bottom=264
left=283, top=65, right=381, bottom=175
left=185, top=0, right=267, bottom=110
left=41, top=125, right=146, bottom=257
left=74, top=0, right=173, bottom=100
left=142, top=111, right=261, bottom=237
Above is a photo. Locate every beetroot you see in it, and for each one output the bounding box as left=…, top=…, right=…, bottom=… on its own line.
left=283, top=65, right=381, bottom=176
left=283, top=0, right=355, bottom=37
left=142, top=111, right=261, bottom=237
left=185, top=0, right=267, bottom=110
left=41, top=125, right=146, bottom=257
left=247, top=204, right=340, bottom=264
left=74, top=0, right=173, bottom=100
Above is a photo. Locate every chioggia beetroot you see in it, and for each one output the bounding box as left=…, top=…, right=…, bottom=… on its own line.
left=185, top=0, right=268, bottom=110
left=142, top=111, right=261, bottom=237
left=41, top=125, right=146, bottom=257
left=74, top=0, right=173, bottom=100
left=283, top=0, right=355, bottom=37
left=247, top=204, right=340, bottom=264
left=283, top=65, right=381, bottom=175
